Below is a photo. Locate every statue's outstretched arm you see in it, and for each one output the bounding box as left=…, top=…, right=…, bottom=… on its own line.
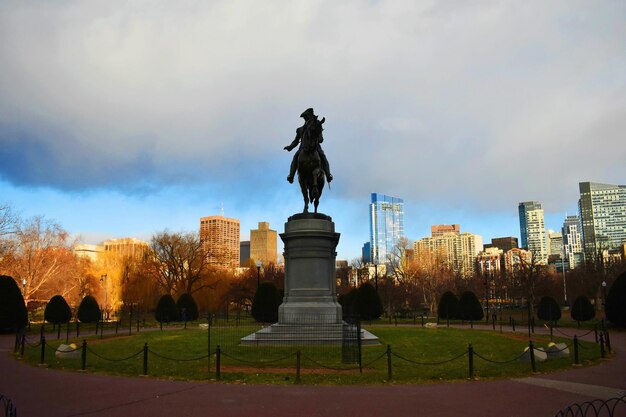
left=284, top=130, right=301, bottom=151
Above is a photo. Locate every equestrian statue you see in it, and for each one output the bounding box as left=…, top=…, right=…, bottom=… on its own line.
left=284, top=108, right=333, bottom=213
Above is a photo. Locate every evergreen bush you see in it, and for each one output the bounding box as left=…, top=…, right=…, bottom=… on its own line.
left=44, top=295, right=72, bottom=324
left=606, top=272, right=626, bottom=328
left=155, top=294, right=179, bottom=323
left=77, top=295, right=101, bottom=323
left=353, top=282, right=383, bottom=321
left=537, top=296, right=561, bottom=322
left=458, top=291, right=484, bottom=322
left=437, top=291, right=459, bottom=320
left=176, top=293, right=199, bottom=321
left=570, top=295, right=595, bottom=324
left=339, top=288, right=358, bottom=318
left=251, top=282, right=282, bottom=322
left=0, top=275, right=28, bottom=332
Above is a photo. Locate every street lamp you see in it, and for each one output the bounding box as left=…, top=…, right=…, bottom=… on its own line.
left=256, top=260, right=261, bottom=289
left=602, top=280, right=607, bottom=317
left=21, top=278, right=26, bottom=295
left=100, top=274, right=108, bottom=320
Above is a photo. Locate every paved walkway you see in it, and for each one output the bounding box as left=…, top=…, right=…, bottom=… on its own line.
left=0, top=327, right=624, bottom=417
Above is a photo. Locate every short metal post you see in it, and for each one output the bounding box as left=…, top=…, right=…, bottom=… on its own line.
left=386, top=345, right=392, bottom=380
left=604, top=330, right=611, bottom=353
left=40, top=335, right=46, bottom=365
left=100, top=320, right=104, bottom=338
left=136, top=320, right=140, bottom=333
left=599, top=332, right=606, bottom=359
left=81, top=340, right=87, bottom=370
left=512, top=318, right=516, bottom=332
left=421, top=315, right=425, bottom=327
left=529, top=341, right=537, bottom=373
left=115, top=320, right=119, bottom=334
left=66, top=321, right=70, bottom=343
left=20, top=332, right=25, bottom=356
left=76, top=320, right=79, bottom=337
left=550, top=323, right=553, bottom=341
left=57, top=323, right=61, bottom=340
left=594, top=327, right=598, bottom=343
left=143, top=342, right=148, bottom=375
left=216, top=345, right=221, bottom=380
left=14, top=331, right=19, bottom=353
left=468, top=343, right=474, bottom=379
left=492, top=316, right=496, bottom=330
left=296, top=350, right=301, bottom=383
left=357, top=320, right=363, bottom=374
left=573, top=336, right=579, bottom=365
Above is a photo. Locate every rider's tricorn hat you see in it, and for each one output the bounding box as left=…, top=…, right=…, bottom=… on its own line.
left=300, top=108, right=315, bottom=118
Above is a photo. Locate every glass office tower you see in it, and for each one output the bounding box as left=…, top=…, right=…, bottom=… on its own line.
left=369, top=193, right=404, bottom=265
left=579, top=181, right=626, bottom=254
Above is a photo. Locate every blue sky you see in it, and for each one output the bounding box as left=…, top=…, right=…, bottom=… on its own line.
left=1, top=1, right=624, bottom=260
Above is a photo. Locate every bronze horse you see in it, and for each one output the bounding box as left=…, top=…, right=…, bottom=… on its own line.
left=297, top=117, right=326, bottom=213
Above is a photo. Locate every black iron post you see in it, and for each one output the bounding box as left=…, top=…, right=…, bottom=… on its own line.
left=216, top=345, right=221, bottom=380
left=143, top=342, right=148, bottom=375
left=20, top=333, right=25, bottom=356
left=386, top=345, right=392, bottom=380
left=81, top=340, right=87, bottom=370
left=529, top=340, right=537, bottom=373
left=129, top=304, right=133, bottom=336
left=40, top=335, right=46, bottom=365
left=256, top=260, right=261, bottom=289
left=485, top=276, right=490, bottom=324
left=573, top=336, right=579, bottom=365
left=599, top=332, right=606, bottom=359
left=357, top=320, right=363, bottom=374
left=468, top=343, right=474, bottom=379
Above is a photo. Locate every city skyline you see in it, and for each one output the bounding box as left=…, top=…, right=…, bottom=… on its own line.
left=0, top=2, right=624, bottom=261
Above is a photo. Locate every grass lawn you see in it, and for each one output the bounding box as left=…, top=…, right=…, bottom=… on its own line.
left=17, top=324, right=603, bottom=385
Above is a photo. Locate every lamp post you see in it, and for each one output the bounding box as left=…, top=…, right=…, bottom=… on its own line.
left=602, top=280, right=607, bottom=318
left=256, top=260, right=261, bottom=289
left=100, top=274, right=108, bottom=320
left=21, top=278, right=26, bottom=296
left=374, top=261, right=379, bottom=293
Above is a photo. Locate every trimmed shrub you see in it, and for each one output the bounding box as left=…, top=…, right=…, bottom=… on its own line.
left=353, top=282, right=383, bottom=321
left=537, top=296, right=561, bottom=322
left=339, top=288, right=358, bottom=318
left=0, top=275, right=28, bottom=332
left=458, top=291, right=484, bottom=322
left=155, top=294, right=179, bottom=323
left=570, top=295, right=595, bottom=324
left=77, top=295, right=101, bottom=323
left=44, top=295, right=72, bottom=324
left=251, top=282, right=282, bottom=322
left=438, top=291, right=459, bottom=320
left=606, top=272, right=626, bottom=328
left=176, top=293, right=199, bottom=321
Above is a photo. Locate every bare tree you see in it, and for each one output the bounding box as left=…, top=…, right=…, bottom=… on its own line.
left=0, top=216, right=73, bottom=304
left=148, top=231, right=215, bottom=295
left=0, top=203, right=18, bottom=256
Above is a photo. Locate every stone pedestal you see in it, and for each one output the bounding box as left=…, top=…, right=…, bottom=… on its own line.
left=240, top=213, right=379, bottom=346
left=278, top=213, right=342, bottom=324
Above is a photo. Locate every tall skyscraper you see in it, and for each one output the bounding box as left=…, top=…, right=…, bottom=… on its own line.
left=562, top=215, right=583, bottom=270
left=250, top=221, right=277, bottom=265
left=200, top=215, right=240, bottom=269
left=414, top=225, right=482, bottom=276
left=578, top=181, right=626, bottom=254
left=518, top=201, right=547, bottom=263
left=369, top=193, right=404, bottom=265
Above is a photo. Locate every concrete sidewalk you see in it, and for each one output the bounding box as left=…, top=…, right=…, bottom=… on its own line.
left=0, top=327, right=624, bottom=417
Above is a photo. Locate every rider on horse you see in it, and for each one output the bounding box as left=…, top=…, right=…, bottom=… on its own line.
left=284, top=108, right=333, bottom=184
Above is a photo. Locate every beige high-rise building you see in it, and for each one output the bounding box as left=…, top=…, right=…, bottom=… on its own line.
left=250, top=221, right=277, bottom=265
left=414, top=225, right=482, bottom=276
left=102, top=237, right=148, bottom=259
left=200, top=216, right=240, bottom=269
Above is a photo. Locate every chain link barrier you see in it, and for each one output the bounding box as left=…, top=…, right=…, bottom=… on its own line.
left=391, top=350, right=467, bottom=366
left=301, top=354, right=360, bottom=372
left=554, top=325, right=597, bottom=339
left=473, top=349, right=528, bottom=364
left=147, top=349, right=210, bottom=362
left=86, top=346, right=144, bottom=362
left=220, top=350, right=297, bottom=366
